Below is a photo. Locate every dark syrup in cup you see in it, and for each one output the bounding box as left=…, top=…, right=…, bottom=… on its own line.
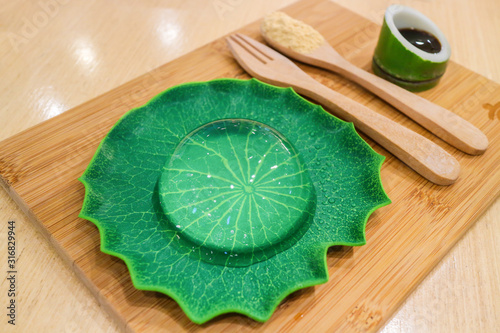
left=399, top=28, right=442, bottom=53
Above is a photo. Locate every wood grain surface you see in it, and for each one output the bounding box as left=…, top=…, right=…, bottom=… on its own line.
left=0, top=0, right=498, bottom=332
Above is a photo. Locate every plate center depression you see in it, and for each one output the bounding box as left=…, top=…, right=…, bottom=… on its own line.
left=159, top=118, right=315, bottom=266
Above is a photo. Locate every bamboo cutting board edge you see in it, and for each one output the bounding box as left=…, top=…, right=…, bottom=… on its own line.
left=0, top=171, right=133, bottom=333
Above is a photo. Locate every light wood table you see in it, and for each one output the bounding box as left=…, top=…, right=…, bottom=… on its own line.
left=1, top=0, right=498, bottom=332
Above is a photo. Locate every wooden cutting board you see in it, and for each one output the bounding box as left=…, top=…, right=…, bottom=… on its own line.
left=1, top=0, right=499, bottom=331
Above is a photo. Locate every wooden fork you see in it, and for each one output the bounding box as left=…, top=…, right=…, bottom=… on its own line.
left=226, top=33, right=460, bottom=185
left=261, top=33, right=488, bottom=156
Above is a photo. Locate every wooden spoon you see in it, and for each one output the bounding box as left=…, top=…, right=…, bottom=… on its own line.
left=227, top=33, right=460, bottom=185
left=261, top=17, right=488, bottom=155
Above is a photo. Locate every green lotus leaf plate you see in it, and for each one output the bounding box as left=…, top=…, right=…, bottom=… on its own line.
left=79, top=78, right=390, bottom=324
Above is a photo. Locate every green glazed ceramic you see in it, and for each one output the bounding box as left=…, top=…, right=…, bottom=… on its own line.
left=372, top=5, right=451, bottom=91
left=79, top=78, right=391, bottom=324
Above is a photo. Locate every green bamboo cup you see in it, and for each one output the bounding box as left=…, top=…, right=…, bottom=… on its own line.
left=372, top=5, right=451, bottom=92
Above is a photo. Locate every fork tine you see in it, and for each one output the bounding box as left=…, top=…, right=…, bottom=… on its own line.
left=233, top=34, right=274, bottom=61
left=226, top=35, right=268, bottom=78
left=234, top=33, right=294, bottom=64
left=227, top=33, right=313, bottom=87
left=227, top=35, right=268, bottom=64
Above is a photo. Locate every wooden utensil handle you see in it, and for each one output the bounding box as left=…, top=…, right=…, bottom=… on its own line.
left=332, top=59, right=488, bottom=155
left=293, top=80, right=461, bottom=185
